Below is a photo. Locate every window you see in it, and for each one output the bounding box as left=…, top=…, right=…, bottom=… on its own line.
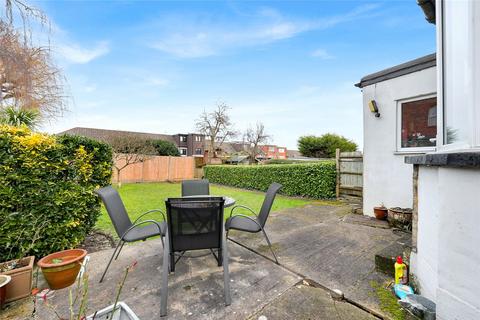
left=398, top=97, right=437, bottom=150
left=195, top=148, right=202, bottom=155
left=278, top=148, right=285, bottom=153
left=268, top=146, right=275, bottom=152
left=179, top=148, right=187, bottom=156
left=179, top=136, right=187, bottom=142
left=195, top=136, right=202, bottom=142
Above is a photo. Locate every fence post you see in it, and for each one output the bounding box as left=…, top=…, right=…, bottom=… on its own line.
left=335, top=148, right=340, bottom=199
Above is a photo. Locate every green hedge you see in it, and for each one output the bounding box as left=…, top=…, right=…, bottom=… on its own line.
left=0, top=126, right=112, bottom=262
left=204, top=162, right=336, bottom=199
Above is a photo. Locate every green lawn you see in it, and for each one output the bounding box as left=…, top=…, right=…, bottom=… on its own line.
left=96, top=182, right=328, bottom=235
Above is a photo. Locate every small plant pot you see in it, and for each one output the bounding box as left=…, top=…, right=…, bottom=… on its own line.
left=0, top=256, right=35, bottom=303
left=0, top=275, right=12, bottom=309
left=373, top=207, right=388, bottom=220
left=38, top=249, right=87, bottom=290
left=87, top=301, right=140, bottom=320
left=387, top=207, right=413, bottom=228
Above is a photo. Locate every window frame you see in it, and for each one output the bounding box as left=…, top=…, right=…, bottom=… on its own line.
left=195, top=148, right=202, bottom=155
left=179, top=135, right=187, bottom=142
left=396, top=93, right=437, bottom=153
left=179, top=147, right=187, bottom=156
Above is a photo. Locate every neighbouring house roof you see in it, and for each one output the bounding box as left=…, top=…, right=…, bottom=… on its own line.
left=355, top=53, right=436, bottom=88
left=58, top=127, right=176, bottom=144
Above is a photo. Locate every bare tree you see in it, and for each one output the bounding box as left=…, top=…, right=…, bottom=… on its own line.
left=245, top=122, right=270, bottom=164
left=195, top=102, right=236, bottom=158
left=110, top=136, right=156, bottom=186
left=0, top=21, right=66, bottom=120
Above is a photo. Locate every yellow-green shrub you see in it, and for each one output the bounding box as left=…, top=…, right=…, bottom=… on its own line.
left=0, top=126, right=112, bottom=261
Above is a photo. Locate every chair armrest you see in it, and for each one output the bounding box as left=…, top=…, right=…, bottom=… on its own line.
left=227, top=214, right=263, bottom=231
left=132, top=209, right=166, bottom=225
left=120, top=219, right=165, bottom=240
left=228, top=205, right=258, bottom=220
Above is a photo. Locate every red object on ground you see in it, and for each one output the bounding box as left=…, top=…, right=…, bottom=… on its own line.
left=397, top=256, right=403, bottom=264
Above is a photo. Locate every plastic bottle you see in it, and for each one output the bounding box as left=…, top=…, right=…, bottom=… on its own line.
left=394, top=256, right=408, bottom=284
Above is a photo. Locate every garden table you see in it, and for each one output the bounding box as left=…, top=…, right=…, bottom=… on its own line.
left=181, top=195, right=236, bottom=208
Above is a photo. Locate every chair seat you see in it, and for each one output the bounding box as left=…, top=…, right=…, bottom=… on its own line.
left=123, top=221, right=167, bottom=242
left=225, top=216, right=261, bottom=233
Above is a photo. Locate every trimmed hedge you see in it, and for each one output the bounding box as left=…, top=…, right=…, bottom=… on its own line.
left=204, top=162, right=336, bottom=199
left=0, top=126, right=112, bottom=262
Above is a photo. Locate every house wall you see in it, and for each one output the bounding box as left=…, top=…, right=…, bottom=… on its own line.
left=409, top=2, right=480, bottom=319
left=361, top=67, right=436, bottom=216
left=412, top=167, right=480, bottom=319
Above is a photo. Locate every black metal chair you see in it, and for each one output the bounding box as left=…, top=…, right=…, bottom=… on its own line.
left=164, top=197, right=231, bottom=309
left=225, top=182, right=282, bottom=264
left=181, top=179, right=210, bottom=197
left=95, top=186, right=167, bottom=284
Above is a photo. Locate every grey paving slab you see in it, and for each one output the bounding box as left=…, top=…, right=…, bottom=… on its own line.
left=33, top=239, right=301, bottom=320
left=250, top=283, right=378, bottom=320
left=2, top=203, right=401, bottom=320
left=228, top=204, right=403, bottom=315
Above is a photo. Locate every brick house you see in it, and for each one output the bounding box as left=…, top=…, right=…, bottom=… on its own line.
left=259, top=145, right=287, bottom=160
left=172, top=133, right=205, bottom=157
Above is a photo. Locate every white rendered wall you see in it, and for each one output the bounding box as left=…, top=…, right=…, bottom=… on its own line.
left=410, top=166, right=439, bottom=302
left=362, top=67, right=436, bottom=216
left=411, top=2, right=480, bottom=318
left=413, top=167, right=480, bottom=319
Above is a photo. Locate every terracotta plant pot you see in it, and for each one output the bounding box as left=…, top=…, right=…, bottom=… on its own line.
left=0, top=256, right=34, bottom=303
left=0, top=275, right=12, bottom=309
left=373, top=207, right=388, bottom=220
left=38, top=249, right=87, bottom=290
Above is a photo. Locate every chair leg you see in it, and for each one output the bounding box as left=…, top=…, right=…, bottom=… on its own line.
left=114, top=241, right=125, bottom=260
left=99, top=239, right=123, bottom=283
left=217, top=248, right=223, bottom=267
left=160, top=234, right=169, bottom=317
left=222, top=231, right=231, bottom=306
left=261, top=228, right=279, bottom=265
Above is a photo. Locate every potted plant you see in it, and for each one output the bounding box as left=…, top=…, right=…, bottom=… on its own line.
left=0, top=256, right=35, bottom=303
left=43, top=261, right=139, bottom=320
left=87, top=261, right=139, bottom=320
left=373, top=203, right=388, bottom=220
left=0, top=216, right=47, bottom=304
left=0, top=275, right=12, bottom=309
left=387, top=207, right=413, bottom=228
left=38, top=249, right=87, bottom=290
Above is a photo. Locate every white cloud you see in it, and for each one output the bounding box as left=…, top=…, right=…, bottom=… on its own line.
left=57, top=41, right=110, bottom=64
left=148, top=4, right=380, bottom=58
left=311, top=48, right=334, bottom=59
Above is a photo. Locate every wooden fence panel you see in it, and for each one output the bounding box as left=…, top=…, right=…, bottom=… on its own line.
left=336, top=149, right=363, bottom=199
left=112, top=155, right=195, bottom=183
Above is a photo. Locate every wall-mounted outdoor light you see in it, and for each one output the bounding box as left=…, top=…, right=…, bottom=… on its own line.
left=368, top=100, right=380, bottom=118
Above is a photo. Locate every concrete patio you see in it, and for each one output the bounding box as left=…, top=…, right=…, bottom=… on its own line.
left=2, top=202, right=406, bottom=319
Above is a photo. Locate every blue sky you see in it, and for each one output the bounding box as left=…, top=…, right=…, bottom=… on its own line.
left=36, top=0, right=435, bottom=149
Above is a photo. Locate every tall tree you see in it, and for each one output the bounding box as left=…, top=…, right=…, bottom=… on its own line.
left=150, top=139, right=180, bottom=156
left=0, top=21, right=66, bottom=119
left=244, top=122, right=270, bottom=164
left=195, top=103, right=236, bottom=158
left=298, top=133, right=357, bottom=158
left=110, top=136, right=156, bottom=186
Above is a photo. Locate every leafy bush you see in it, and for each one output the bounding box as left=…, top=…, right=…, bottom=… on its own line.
left=204, top=162, right=336, bottom=199
left=150, top=139, right=180, bottom=156
left=298, top=133, right=357, bottom=158
left=0, top=126, right=112, bottom=262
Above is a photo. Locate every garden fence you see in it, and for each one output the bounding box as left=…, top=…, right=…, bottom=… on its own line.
left=112, top=155, right=196, bottom=183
